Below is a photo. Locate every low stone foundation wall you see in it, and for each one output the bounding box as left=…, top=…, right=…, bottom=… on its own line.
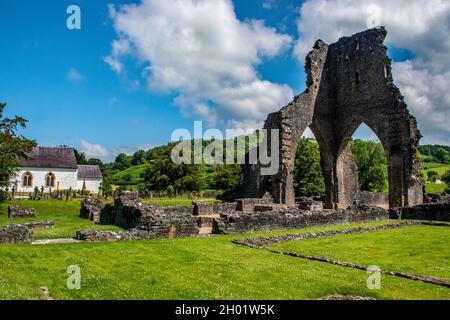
left=8, top=206, right=36, bottom=218
left=76, top=229, right=154, bottom=242
left=0, top=224, right=32, bottom=244
left=390, top=202, right=450, bottom=222
left=214, top=207, right=388, bottom=235
left=23, top=221, right=54, bottom=229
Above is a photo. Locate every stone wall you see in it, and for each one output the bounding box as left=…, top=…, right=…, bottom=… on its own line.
left=356, top=192, right=389, bottom=209
left=0, top=224, right=32, bottom=244
left=80, top=198, right=104, bottom=223
left=240, top=27, right=423, bottom=209
left=390, top=203, right=450, bottom=222
left=214, top=206, right=388, bottom=235
left=8, top=206, right=36, bottom=218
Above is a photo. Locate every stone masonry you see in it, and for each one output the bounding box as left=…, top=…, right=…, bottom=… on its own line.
left=8, top=206, right=36, bottom=218
left=240, top=27, right=423, bottom=209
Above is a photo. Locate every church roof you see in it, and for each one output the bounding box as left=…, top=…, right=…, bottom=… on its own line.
left=18, top=147, right=78, bottom=169
left=77, top=165, right=103, bottom=180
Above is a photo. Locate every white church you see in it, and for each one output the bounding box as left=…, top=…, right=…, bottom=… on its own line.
left=10, top=146, right=103, bottom=194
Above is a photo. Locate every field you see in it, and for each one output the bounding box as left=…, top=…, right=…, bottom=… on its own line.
left=420, top=161, right=449, bottom=193
left=0, top=201, right=449, bottom=300
left=0, top=200, right=123, bottom=239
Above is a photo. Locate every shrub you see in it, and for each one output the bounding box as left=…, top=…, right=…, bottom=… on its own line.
left=0, top=190, right=10, bottom=202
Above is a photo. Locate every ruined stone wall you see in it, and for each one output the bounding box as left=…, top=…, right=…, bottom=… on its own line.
left=214, top=207, right=388, bottom=235
left=240, top=27, right=423, bottom=209
left=356, top=191, right=389, bottom=209
left=390, top=203, right=450, bottom=222
left=0, top=224, right=32, bottom=244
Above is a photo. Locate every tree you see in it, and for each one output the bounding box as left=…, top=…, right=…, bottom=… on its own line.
left=132, top=150, right=147, bottom=166
left=143, top=142, right=204, bottom=192
left=293, top=138, right=325, bottom=197
left=87, top=158, right=103, bottom=166
left=73, top=148, right=88, bottom=164
left=209, top=165, right=241, bottom=191
left=426, top=170, right=439, bottom=183
left=443, top=170, right=450, bottom=194
left=350, top=140, right=388, bottom=192
left=0, top=103, right=36, bottom=189
left=113, top=153, right=132, bottom=171
left=435, top=147, right=450, bottom=164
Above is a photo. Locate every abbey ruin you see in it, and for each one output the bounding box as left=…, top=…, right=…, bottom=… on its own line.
left=241, top=27, right=423, bottom=209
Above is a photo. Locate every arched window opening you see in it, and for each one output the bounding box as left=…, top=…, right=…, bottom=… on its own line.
left=22, top=172, right=33, bottom=187
left=350, top=123, right=388, bottom=193
left=293, top=128, right=326, bottom=198
left=45, top=172, right=56, bottom=187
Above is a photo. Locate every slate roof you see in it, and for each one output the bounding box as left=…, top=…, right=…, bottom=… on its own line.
left=77, top=165, right=103, bottom=180
left=18, top=147, right=78, bottom=169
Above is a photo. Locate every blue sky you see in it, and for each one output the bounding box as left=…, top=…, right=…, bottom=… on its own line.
left=1, top=0, right=447, bottom=161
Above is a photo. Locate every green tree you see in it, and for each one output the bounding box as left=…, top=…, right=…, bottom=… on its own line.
left=132, top=150, right=147, bottom=166
left=143, top=142, right=204, bottom=192
left=0, top=103, right=36, bottom=189
left=435, top=147, right=450, bottom=164
left=113, top=153, right=132, bottom=171
left=87, top=158, right=103, bottom=166
left=350, top=140, right=388, bottom=192
left=73, top=148, right=88, bottom=164
left=293, top=138, right=325, bottom=197
left=209, top=165, right=241, bottom=191
left=443, top=170, right=450, bottom=194
left=426, top=170, right=439, bottom=183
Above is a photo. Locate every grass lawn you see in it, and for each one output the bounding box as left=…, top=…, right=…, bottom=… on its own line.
left=112, top=164, right=147, bottom=185
left=0, top=201, right=449, bottom=300
left=420, top=162, right=450, bottom=177
left=270, top=225, right=450, bottom=280
left=0, top=200, right=123, bottom=240
left=425, top=183, right=447, bottom=193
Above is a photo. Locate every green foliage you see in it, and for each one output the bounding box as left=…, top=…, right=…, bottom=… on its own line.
left=113, top=153, right=133, bottom=171
left=419, top=145, right=450, bottom=164
left=0, top=103, right=36, bottom=188
left=132, top=150, right=147, bottom=166
left=143, top=142, right=204, bottom=192
left=293, top=138, right=325, bottom=197
left=427, top=170, right=439, bottom=183
left=442, top=170, right=450, bottom=194
left=208, top=165, right=241, bottom=191
left=73, top=148, right=88, bottom=164
left=0, top=190, right=10, bottom=202
left=350, top=140, right=388, bottom=192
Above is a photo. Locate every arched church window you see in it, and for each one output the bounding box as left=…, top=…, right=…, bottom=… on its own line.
left=23, top=172, right=33, bottom=187
left=45, top=172, right=56, bottom=187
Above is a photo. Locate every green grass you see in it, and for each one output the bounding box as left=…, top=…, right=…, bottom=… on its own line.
left=425, top=183, right=447, bottom=193
left=0, top=201, right=449, bottom=300
left=270, top=225, right=450, bottom=280
left=0, top=200, right=123, bottom=240
left=420, top=162, right=450, bottom=177
left=112, top=164, right=147, bottom=185
left=143, top=198, right=220, bottom=206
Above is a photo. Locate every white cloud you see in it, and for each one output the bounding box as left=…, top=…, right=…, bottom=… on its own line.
left=67, top=68, right=84, bottom=82
left=294, top=0, right=450, bottom=144
left=262, top=0, right=276, bottom=10
left=106, top=0, right=293, bottom=128
left=80, top=140, right=110, bottom=160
